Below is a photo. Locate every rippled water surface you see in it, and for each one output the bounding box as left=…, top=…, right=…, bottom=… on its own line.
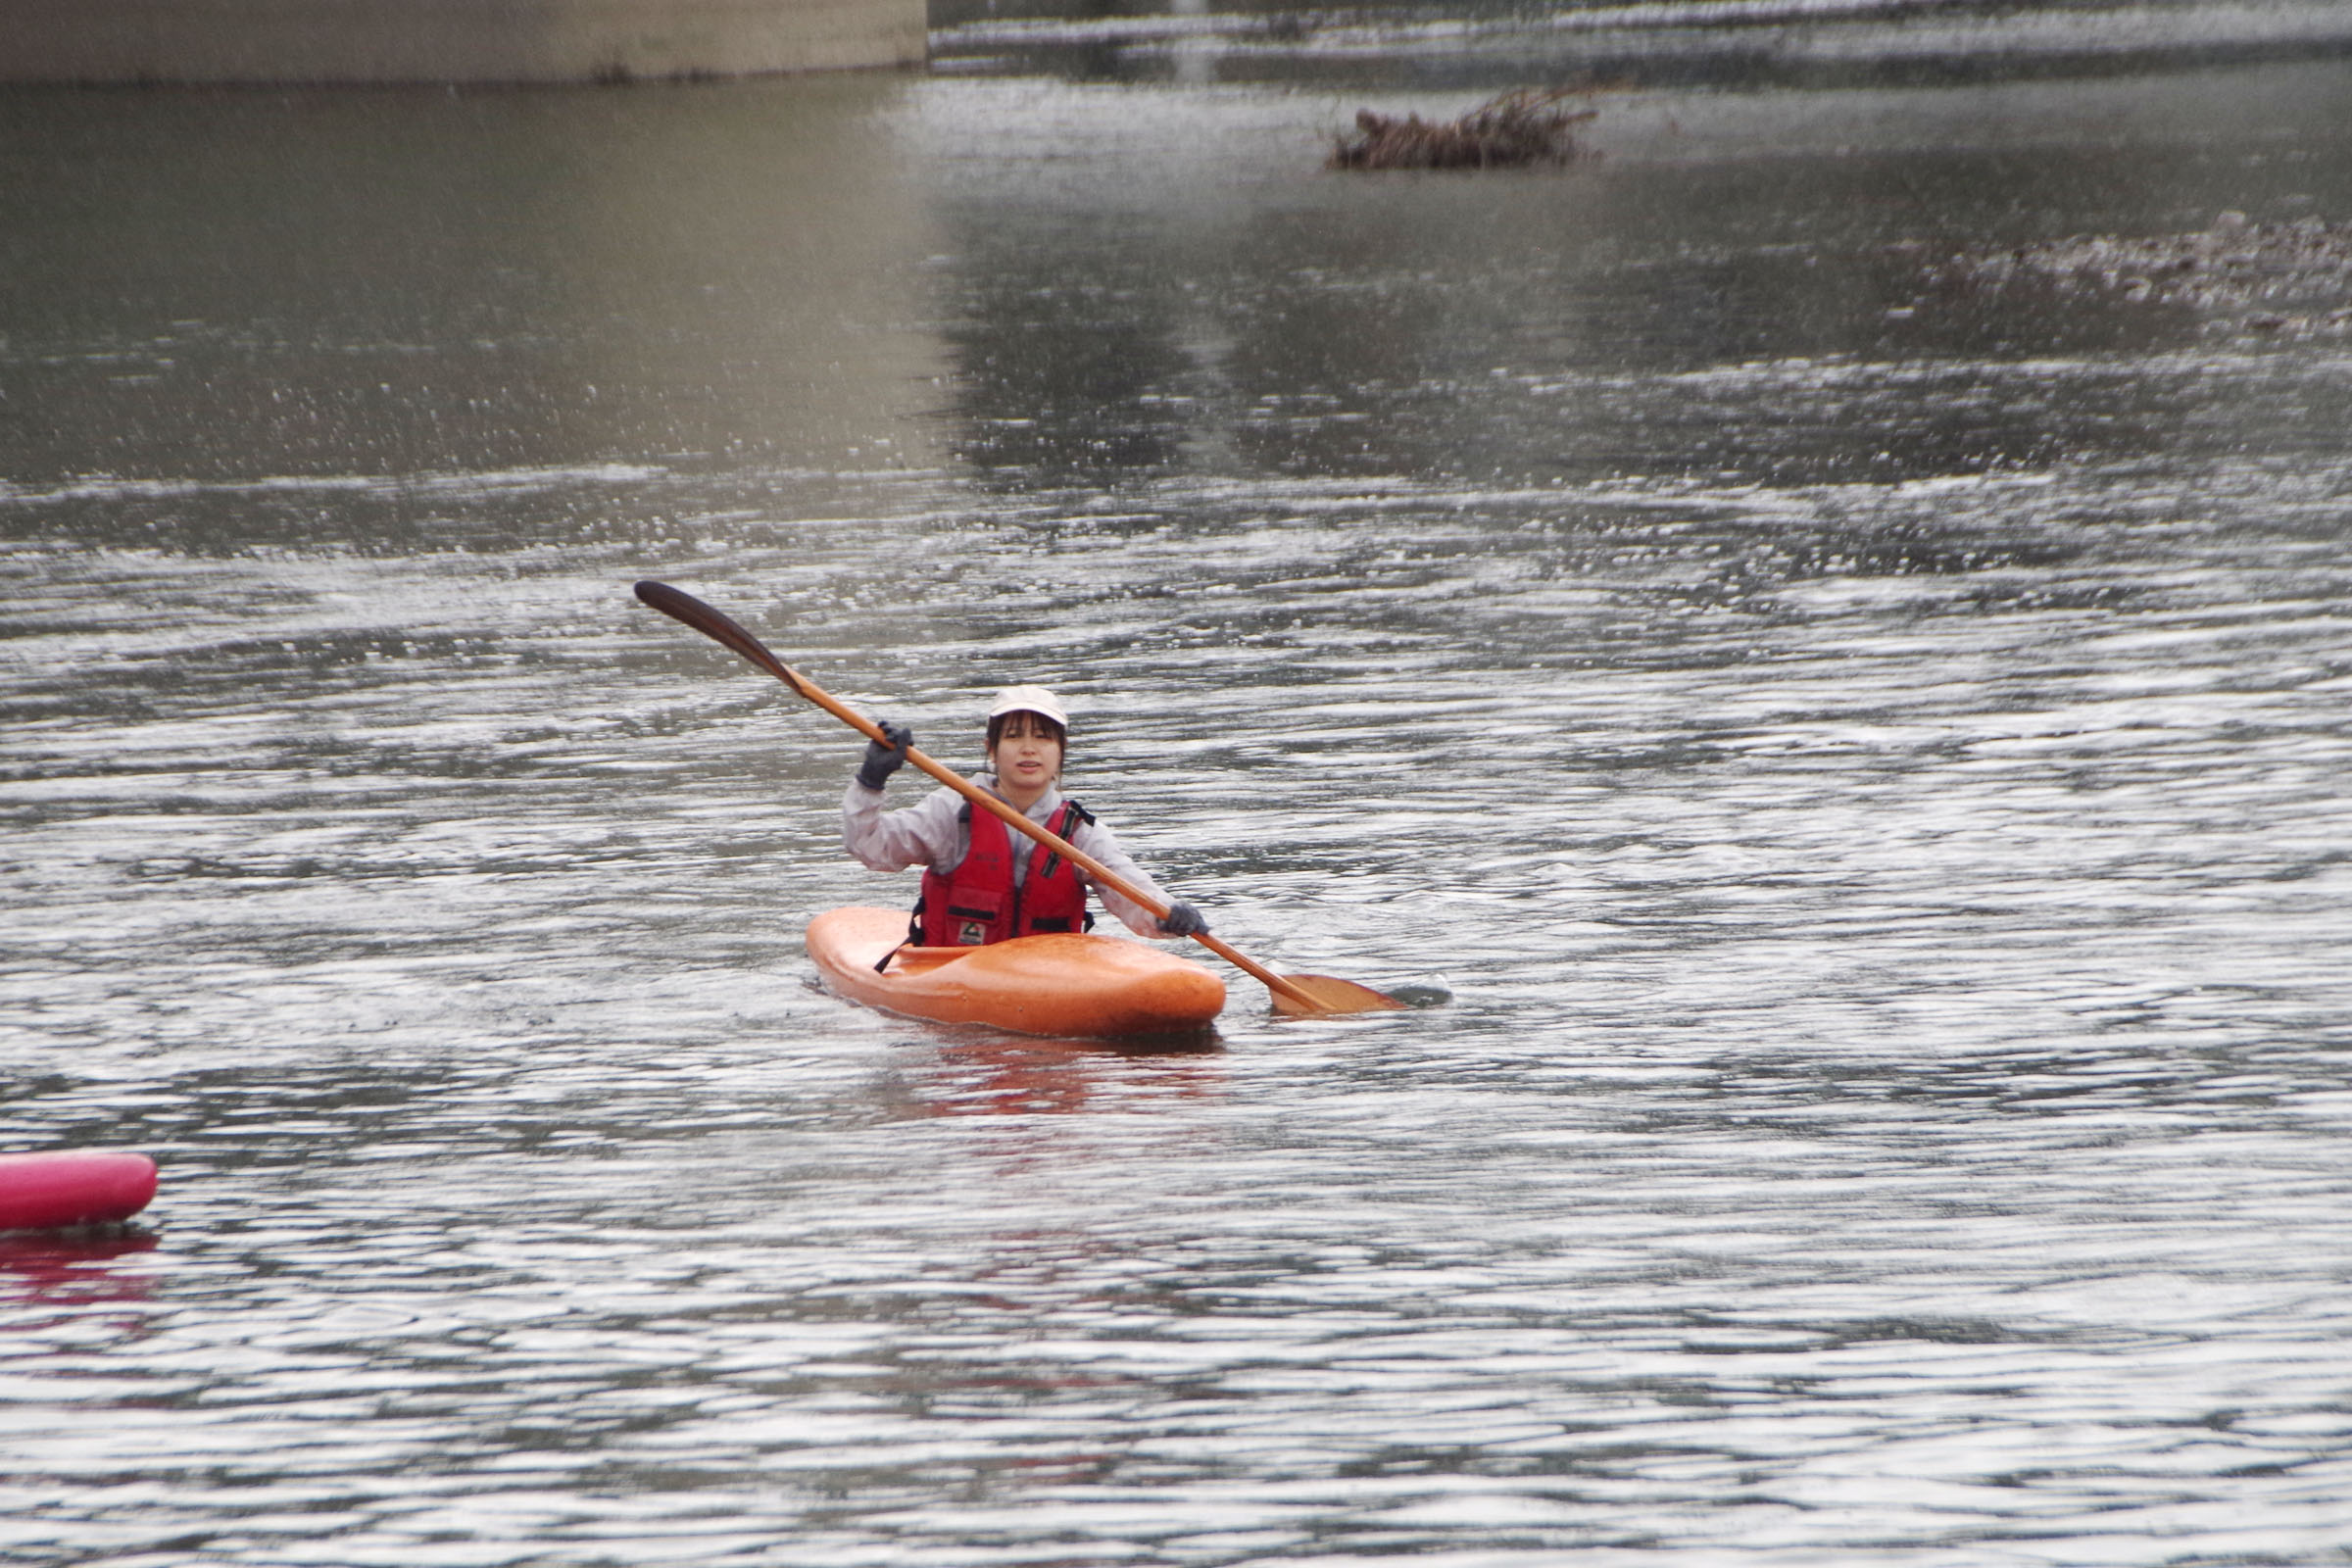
left=6, top=46, right=2352, bottom=1567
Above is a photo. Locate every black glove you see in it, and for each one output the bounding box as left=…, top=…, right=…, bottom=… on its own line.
left=856, top=719, right=912, bottom=791
left=1157, top=901, right=1208, bottom=938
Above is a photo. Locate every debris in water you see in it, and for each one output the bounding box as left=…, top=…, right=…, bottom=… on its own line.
left=1934, top=211, right=2352, bottom=339
left=1330, top=88, right=1595, bottom=172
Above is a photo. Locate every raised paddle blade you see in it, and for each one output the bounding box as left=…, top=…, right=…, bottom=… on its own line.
left=1269, top=974, right=1408, bottom=1017
left=634, top=580, right=807, bottom=695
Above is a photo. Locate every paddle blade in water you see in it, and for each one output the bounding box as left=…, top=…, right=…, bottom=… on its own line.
left=1270, top=974, right=1408, bottom=1017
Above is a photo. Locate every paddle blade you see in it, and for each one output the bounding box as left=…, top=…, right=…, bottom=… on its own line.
left=1270, top=974, right=1408, bottom=1017
left=634, top=580, right=802, bottom=692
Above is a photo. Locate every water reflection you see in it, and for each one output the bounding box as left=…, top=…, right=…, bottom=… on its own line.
left=890, top=1039, right=1226, bottom=1120
left=0, top=76, right=946, bottom=552
left=0, top=1231, right=159, bottom=1316
left=919, top=107, right=2317, bottom=500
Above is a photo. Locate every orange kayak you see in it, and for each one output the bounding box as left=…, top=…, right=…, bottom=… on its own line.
left=806, top=906, right=1226, bottom=1038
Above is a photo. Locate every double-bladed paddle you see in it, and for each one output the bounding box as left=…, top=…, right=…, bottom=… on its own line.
left=633, top=579, right=1403, bottom=1017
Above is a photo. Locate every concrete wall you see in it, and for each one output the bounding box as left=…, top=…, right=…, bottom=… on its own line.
left=0, top=0, right=928, bottom=84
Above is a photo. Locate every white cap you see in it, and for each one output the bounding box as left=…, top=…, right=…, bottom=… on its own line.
left=986, top=684, right=1069, bottom=729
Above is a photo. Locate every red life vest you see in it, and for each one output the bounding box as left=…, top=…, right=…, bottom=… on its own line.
left=912, top=799, right=1094, bottom=947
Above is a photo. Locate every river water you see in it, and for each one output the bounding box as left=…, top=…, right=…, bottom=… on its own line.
left=6, top=31, right=2352, bottom=1568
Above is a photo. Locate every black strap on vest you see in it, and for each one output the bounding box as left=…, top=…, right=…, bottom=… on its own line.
left=1036, top=798, right=1094, bottom=884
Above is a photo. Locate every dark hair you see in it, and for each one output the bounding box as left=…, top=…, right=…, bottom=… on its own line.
left=986, top=710, right=1067, bottom=753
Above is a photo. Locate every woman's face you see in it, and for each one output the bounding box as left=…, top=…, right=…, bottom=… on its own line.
left=989, top=711, right=1063, bottom=803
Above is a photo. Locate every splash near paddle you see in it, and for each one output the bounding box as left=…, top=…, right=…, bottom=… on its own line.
left=0, top=1152, right=158, bottom=1232
left=632, top=580, right=1404, bottom=1017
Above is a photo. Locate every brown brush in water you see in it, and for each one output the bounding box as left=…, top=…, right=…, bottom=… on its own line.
left=1330, top=87, right=1595, bottom=172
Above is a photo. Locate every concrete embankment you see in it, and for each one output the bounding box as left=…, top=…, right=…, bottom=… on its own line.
left=0, top=0, right=926, bottom=84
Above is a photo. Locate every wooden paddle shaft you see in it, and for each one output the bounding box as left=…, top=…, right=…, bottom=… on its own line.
left=632, top=581, right=1328, bottom=1012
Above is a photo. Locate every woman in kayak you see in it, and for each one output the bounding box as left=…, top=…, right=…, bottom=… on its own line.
left=843, top=685, right=1208, bottom=948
